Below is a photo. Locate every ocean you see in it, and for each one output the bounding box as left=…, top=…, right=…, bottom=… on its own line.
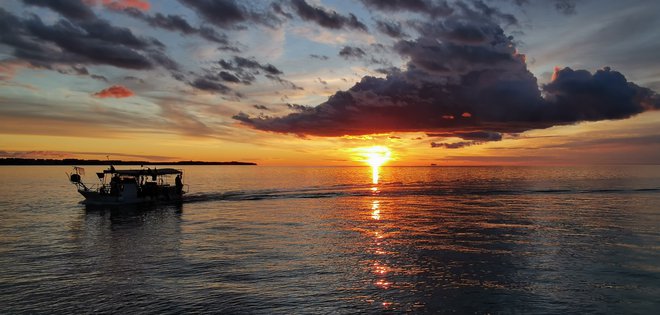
left=1, top=165, right=659, bottom=313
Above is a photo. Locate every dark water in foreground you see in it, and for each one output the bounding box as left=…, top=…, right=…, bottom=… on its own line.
left=1, top=165, right=659, bottom=314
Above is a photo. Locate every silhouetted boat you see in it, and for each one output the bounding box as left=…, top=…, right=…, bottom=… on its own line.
left=68, top=166, right=187, bottom=205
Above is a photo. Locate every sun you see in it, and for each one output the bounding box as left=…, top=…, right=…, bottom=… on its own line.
left=360, top=146, right=392, bottom=168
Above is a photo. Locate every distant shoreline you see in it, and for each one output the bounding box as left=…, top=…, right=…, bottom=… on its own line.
left=0, top=158, right=257, bottom=166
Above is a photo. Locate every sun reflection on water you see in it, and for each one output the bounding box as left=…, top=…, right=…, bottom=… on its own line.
left=351, top=148, right=396, bottom=309
left=371, top=200, right=380, bottom=220
left=372, top=166, right=379, bottom=184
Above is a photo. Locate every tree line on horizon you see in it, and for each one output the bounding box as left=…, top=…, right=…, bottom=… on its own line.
left=0, top=158, right=256, bottom=166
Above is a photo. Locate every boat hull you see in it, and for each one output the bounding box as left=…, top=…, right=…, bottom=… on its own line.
left=78, top=189, right=184, bottom=205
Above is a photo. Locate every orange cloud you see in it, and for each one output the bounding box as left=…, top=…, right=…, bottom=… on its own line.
left=93, top=85, right=134, bottom=98
left=102, top=0, right=150, bottom=11
left=551, top=66, right=561, bottom=82
left=0, top=59, right=29, bottom=81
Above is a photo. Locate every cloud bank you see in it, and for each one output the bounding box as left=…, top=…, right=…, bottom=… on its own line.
left=235, top=2, right=659, bottom=141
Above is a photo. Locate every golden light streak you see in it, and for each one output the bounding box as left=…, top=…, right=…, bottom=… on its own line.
left=371, top=200, right=380, bottom=220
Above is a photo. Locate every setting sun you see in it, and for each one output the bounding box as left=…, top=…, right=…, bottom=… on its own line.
left=358, top=146, right=392, bottom=168
left=351, top=146, right=392, bottom=184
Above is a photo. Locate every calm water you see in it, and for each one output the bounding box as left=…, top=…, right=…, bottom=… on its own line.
left=1, top=165, right=659, bottom=313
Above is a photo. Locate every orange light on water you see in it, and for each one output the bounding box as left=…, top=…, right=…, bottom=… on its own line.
left=375, top=279, right=392, bottom=289
left=371, top=200, right=380, bottom=220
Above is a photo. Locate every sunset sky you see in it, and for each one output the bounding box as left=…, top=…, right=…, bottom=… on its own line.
left=1, top=0, right=659, bottom=166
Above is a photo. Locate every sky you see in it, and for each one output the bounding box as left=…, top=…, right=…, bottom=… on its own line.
left=0, top=0, right=659, bottom=166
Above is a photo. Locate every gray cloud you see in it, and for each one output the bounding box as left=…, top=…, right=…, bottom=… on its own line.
left=290, top=0, right=368, bottom=31
left=0, top=8, right=176, bottom=71
left=431, top=141, right=479, bottom=149
left=120, top=8, right=234, bottom=47
left=189, top=56, right=297, bottom=94
left=310, top=54, right=329, bottom=60
left=287, top=103, right=311, bottom=112
left=511, top=0, right=581, bottom=15
left=429, top=131, right=503, bottom=149
left=179, top=0, right=282, bottom=29
left=428, top=131, right=503, bottom=141
left=22, top=0, right=96, bottom=21
left=338, top=46, right=366, bottom=59
left=360, top=0, right=453, bottom=17
left=190, top=77, right=232, bottom=94
left=375, top=19, right=407, bottom=38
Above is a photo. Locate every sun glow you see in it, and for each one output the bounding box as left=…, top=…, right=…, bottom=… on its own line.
left=362, top=146, right=392, bottom=168
left=351, top=146, right=392, bottom=184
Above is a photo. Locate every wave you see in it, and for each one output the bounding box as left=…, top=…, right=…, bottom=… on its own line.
left=182, top=182, right=660, bottom=203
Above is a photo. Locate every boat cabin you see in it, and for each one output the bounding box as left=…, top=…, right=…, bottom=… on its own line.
left=69, top=166, right=186, bottom=204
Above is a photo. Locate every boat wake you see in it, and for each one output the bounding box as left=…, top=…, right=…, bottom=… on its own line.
left=182, top=181, right=660, bottom=203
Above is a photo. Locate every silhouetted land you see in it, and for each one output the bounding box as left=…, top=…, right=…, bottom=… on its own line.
left=0, top=158, right=257, bottom=166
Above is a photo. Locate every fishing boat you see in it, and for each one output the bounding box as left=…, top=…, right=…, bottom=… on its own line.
left=68, top=166, right=187, bottom=205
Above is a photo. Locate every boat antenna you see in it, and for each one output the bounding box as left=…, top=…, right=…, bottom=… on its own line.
left=106, top=155, right=115, bottom=171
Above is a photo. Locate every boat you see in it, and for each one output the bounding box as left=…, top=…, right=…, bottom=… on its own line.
left=68, top=166, right=187, bottom=205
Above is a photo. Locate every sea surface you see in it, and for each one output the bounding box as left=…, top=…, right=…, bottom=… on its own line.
left=1, top=165, right=659, bottom=314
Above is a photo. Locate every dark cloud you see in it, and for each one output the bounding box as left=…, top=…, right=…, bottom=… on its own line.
left=429, top=131, right=502, bottom=149
left=120, top=8, right=231, bottom=45
left=234, top=2, right=659, bottom=141
left=431, top=141, right=479, bottom=149
left=215, top=56, right=283, bottom=84
left=428, top=131, right=503, bottom=141
left=310, top=54, right=329, bottom=60
left=375, top=19, right=407, bottom=38
left=471, top=0, right=518, bottom=26
left=287, top=103, right=311, bottom=112
left=551, top=0, right=579, bottom=14
left=290, top=0, right=368, bottom=31
left=265, top=74, right=304, bottom=90
left=543, top=67, right=658, bottom=122
left=179, top=0, right=282, bottom=29
left=228, top=56, right=283, bottom=75
left=190, top=77, right=232, bottom=94
left=254, top=104, right=270, bottom=110
left=360, top=0, right=453, bottom=17
left=55, top=64, right=88, bottom=76
left=22, top=0, right=96, bottom=21
left=339, top=46, right=366, bottom=59
left=375, top=67, right=401, bottom=75
left=189, top=56, right=296, bottom=94
left=272, top=2, right=293, bottom=19
left=0, top=8, right=175, bottom=71
left=91, top=74, right=108, bottom=82
left=124, top=76, right=144, bottom=83
left=218, top=71, right=241, bottom=83
left=512, top=0, right=580, bottom=15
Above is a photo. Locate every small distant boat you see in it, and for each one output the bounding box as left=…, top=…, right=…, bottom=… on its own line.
left=68, top=166, right=187, bottom=205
